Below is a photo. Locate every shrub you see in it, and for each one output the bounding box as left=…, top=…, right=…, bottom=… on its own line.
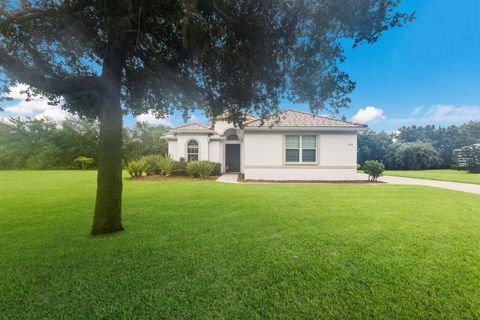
left=126, top=158, right=145, bottom=177
left=468, top=163, right=480, bottom=173
left=211, top=162, right=222, bottom=176
left=186, top=161, right=216, bottom=178
left=174, top=157, right=188, bottom=170
left=74, top=156, right=94, bottom=170
left=140, top=154, right=175, bottom=176
left=142, top=155, right=162, bottom=176
left=172, top=169, right=187, bottom=176
left=363, top=160, right=385, bottom=181
left=158, top=155, right=175, bottom=175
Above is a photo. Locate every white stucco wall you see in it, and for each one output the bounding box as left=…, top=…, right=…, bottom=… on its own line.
left=167, top=140, right=178, bottom=159
left=243, top=130, right=359, bottom=180
left=208, top=140, right=222, bottom=164
left=213, top=120, right=235, bottom=135
left=319, top=133, right=357, bottom=166
left=170, top=134, right=209, bottom=161
left=244, top=168, right=358, bottom=180
left=244, top=133, right=283, bottom=166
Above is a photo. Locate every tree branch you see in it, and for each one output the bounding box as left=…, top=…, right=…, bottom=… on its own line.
left=0, top=49, right=101, bottom=96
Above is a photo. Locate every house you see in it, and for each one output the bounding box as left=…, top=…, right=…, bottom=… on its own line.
left=165, top=109, right=367, bottom=180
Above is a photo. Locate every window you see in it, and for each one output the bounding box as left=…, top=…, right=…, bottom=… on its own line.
left=187, top=140, right=199, bottom=161
left=285, top=135, right=316, bottom=163
left=301, top=135, right=316, bottom=162
left=226, top=134, right=239, bottom=140
left=285, top=136, right=300, bottom=162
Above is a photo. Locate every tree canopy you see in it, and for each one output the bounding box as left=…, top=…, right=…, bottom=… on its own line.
left=0, top=0, right=413, bottom=122
left=0, top=0, right=413, bottom=234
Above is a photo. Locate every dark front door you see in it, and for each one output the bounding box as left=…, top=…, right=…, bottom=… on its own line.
left=225, top=144, right=240, bottom=172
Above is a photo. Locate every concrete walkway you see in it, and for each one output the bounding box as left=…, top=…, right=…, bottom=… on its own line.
left=216, top=173, right=239, bottom=183
left=376, top=175, right=480, bottom=195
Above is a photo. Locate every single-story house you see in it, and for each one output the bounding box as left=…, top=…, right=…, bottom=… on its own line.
left=165, top=109, right=367, bottom=180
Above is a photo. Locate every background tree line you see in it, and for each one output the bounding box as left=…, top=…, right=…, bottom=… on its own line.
left=2, top=118, right=479, bottom=171
left=358, top=121, right=480, bottom=170
left=0, top=117, right=168, bottom=169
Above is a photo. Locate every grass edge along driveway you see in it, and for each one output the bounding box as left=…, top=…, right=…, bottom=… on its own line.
left=383, top=169, right=480, bottom=185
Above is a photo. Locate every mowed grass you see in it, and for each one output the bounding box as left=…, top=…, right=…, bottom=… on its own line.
left=384, top=169, right=480, bottom=185
left=1, top=171, right=480, bottom=319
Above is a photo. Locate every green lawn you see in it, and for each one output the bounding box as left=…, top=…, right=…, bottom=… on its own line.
left=384, top=169, right=480, bottom=185
left=1, top=171, right=479, bottom=319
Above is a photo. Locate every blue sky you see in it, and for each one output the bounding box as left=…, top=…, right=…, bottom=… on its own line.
left=1, top=0, right=479, bottom=131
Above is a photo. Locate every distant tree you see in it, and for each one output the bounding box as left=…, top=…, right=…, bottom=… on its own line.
left=74, top=156, right=94, bottom=170
left=123, top=123, right=169, bottom=162
left=0, top=1, right=413, bottom=234
left=357, top=130, right=392, bottom=164
left=383, top=142, right=441, bottom=170
left=453, top=144, right=480, bottom=173
left=0, top=117, right=168, bottom=169
left=0, top=117, right=98, bottom=169
left=398, top=122, right=480, bottom=167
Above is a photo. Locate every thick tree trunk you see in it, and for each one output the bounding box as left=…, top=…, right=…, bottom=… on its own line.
left=91, top=39, right=125, bottom=235
left=91, top=94, right=124, bottom=234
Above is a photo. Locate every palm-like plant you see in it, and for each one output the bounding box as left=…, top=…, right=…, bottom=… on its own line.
left=74, top=156, right=94, bottom=170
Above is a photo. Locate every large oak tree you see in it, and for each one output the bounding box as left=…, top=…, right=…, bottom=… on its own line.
left=0, top=0, right=412, bottom=234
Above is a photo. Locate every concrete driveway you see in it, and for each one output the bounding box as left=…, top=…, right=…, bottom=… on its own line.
left=366, top=174, right=480, bottom=195
left=218, top=172, right=480, bottom=195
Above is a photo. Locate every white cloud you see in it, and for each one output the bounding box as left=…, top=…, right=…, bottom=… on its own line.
left=136, top=111, right=172, bottom=127
left=188, top=114, right=199, bottom=123
left=387, top=104, right=480, bottom=126
left=422, top=104, right=480, bottom=122
left=5, top=83, right=31, bottom=100
left=4, top=98, right=52, bottom=115
left=409, top=106, right=423, bottom=117
left=34, top=106, right=71, bottom=122
left=352, top=106, right=385, bottom=123
left=0, top=84, right=72, bottom=121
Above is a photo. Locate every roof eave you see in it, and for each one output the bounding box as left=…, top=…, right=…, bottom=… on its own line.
left=170, top=129, right=214, bottom=134
left=244, top=126, right=367, bottom=132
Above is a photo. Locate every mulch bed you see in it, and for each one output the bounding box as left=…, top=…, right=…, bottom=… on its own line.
left=129, top=175, right=220, bottom=181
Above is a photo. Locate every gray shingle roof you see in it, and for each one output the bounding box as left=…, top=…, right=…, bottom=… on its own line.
left=244, top=109, right=366, bottom=128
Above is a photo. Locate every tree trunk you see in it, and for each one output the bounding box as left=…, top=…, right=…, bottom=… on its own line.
left=91, top=96, right=124, bottom=234
left=91, top=39, right=125, bottom=235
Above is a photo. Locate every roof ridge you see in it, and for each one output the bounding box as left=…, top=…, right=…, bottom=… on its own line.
left=243, top=108, right=366, bottom=128
left=284, top=108, right=341, bottom=121
left=244, top=109, right=288, bottom=125
left=174, top=122, right=210, bottom=130
left=283, top=108, right=365, bottom=126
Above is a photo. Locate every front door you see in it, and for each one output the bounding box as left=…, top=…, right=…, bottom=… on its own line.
left=225, top=144, right=240, bottom=172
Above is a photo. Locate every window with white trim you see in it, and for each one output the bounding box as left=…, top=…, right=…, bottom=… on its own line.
left=187, top=140, right=199, bottom=161
left=285, top=135, right=316, bottom=163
